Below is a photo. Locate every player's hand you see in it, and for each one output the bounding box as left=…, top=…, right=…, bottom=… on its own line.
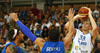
left=65, top=8, right=75, bottom=19
left=88, top=8, right=92, bottom=17
left=81, top=7, right=92, bottom=17
left=9, top=13, right=19, bottom=22
left=75, top=14, right=85, bottom=19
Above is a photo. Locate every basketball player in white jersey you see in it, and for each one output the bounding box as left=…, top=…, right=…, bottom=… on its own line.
left=65, top=7, right=98, bottom=53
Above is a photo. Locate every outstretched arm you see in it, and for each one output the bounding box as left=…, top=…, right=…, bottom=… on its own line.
left=65, top=14, right=85, bottom=34
left=88, top=8, right=98, bottom=44
left=63, top=8, right=74, bottom=49
left=65, top=15, right=78, bottom=34
left=10, top=13, right=45, bottom=50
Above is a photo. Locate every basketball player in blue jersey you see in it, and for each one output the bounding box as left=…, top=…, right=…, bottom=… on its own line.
left=65, top=7, right=98, bottom=53
left=2, top=29, right=25, bottom=53
left=10, top=8, right=75, bottom=53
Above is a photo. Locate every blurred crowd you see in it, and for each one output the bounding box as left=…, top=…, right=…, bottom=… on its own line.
left=0, top=3, right=100, bottom=53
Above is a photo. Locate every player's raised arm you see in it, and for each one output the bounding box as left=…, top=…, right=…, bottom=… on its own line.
left=65, top=13, right=85, bottom=35
left=88, top=8, right=98, bottom=44
left=63, top=8, right=74, bottom=48
left=10, top=13, right=45, bottom=50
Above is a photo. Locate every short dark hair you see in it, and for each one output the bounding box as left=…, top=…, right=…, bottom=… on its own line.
left=34, top=3, right=37, bottom=6
left=48, top=28, right=60, bottom=42
left=44, top=18, right=48, bottom=20
left=7, top=29, right=19, bottom=41
left=96, top=5, right=99, bottom=8
left=34, top=49, right=38, bottom=51
left=52, top=19, right=56, bottom=22
left=36, top=25, right=40, bottom=27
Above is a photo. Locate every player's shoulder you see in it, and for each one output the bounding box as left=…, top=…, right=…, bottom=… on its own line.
left=58, top=41, right=64, bottom=45
left=75, top=29, right=82, bottom=33
left=6, top=45, right=17, bottom=53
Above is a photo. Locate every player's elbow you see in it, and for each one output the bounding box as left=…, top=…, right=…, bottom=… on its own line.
left=93, top=26, right=98, bottom=32
left=65, top=24, right=69, bottom=31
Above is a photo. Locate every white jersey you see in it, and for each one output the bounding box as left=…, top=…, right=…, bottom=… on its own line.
left=71, top=29, right=93, bottom=53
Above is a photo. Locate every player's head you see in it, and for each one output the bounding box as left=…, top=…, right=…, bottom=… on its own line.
left=82, top=19, right=91, bottom=31
left=7, top=29, right=24, bottom=42
left=97, top=42, right=100, bottom=49
left=36, top=25, right=40, bottom=30
left=33, top=3, right=37, bottom=8
left=33, top=49, right=38, bottom=53
left=48, top=28, right=60, bottom=42
left=28, top=40, right=33, bottom=46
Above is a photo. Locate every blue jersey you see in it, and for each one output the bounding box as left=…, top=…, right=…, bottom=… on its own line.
left=41, top=41, right=65, bottom=53
left=2, top=42, right=21, bottom=53
left=35, top=30, right=41, bottom=37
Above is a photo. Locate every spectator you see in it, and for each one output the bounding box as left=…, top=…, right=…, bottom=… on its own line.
left=56, top=14, right=61, bottom=22
left=4, top=11, right=12, bottom=23
left=20, top=7, right=29, bottom=20
left=26, top=20, right=32, bottom=29
left=41, top=18, right=52, bottom=29
left=47, top=5, right=54, bottom=16
left=9, top=7, right=14, bottom=13
left=52, top=9, right=60, bottom=20
left=60, top=9, right=67, bottom=16
left=61, top=9, right=65, bottom=14
left=30, top=3, right=39, bottom=16
left=34, top=16, right=38, bottom=22
left=78, top=19, right=83, bottom=29
left=48, top=15, right=52, bottom=22
left=37, top=10, right=44, bottom=20
left=61, top=13, right=68, bottom=22
left=54, top=5, right=59, bottom=11
left=0, top=38, right=9, bottom=49
left=0, top=11, right=5, bottom=18
left=41, top=26, right=49, bottom=41
left=0, top=38, right=5, bottom=49
left=44, top=14, right=49, bottom=19
left=16, top=8, right=21, bottom=18
left=3, top=19, right=9, bottom=30
left=94, top=42, right=100, bottom=53
left=9, top=21, right=18, bottom=29
left=34, top=25, right=42, bottom=37
left=0, top=18, right=4, bottom=29
left=46, top=10, right=51, bottom=16
left=33, top=49, right=38, bottom=53
left=30, top=14, right=34, bottom=20
left=21, top=19, right=25, bottom=25
left=59, top=19, right=66, bottom=33
left=26, top=40, right=34, bottom=52
left=1, top=25, right=8, bottom=38
left=51, top=19, right=60, bottom=28
left=97, top=18, right=100, bottom=33
left=93, top=5, right=100, bottom=19
left=0, top=33, right=3, bottom=44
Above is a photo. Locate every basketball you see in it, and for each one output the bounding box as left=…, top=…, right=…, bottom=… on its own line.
left=78, top=7, right=89, bottom=19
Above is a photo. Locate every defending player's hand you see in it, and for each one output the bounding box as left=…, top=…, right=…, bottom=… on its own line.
left=65, top=8, right=75, bottom=19
left=10, top=13, right=19, bottom=22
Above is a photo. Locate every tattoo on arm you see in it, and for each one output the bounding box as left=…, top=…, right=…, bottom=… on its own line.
left=8, top=45, right=17, bottom=53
